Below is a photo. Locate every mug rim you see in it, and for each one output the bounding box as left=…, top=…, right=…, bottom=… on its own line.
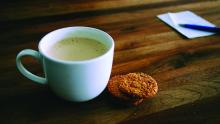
left=38, top=26, right=114, bottom=64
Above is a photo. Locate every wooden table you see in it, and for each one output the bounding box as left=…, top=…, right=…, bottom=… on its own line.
left=1, top=0, right=220, bottom=124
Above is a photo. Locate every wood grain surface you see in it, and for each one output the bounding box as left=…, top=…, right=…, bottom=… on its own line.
left=1, top=0, right=220, bottom=124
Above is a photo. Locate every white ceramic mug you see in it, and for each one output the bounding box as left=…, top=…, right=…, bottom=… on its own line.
left=16, top=27, right=114, bottom=102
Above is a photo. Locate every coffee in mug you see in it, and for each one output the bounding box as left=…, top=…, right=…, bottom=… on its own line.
left=16, top=27, right=114, bottom=102
left=48, top=37, right=107, bottom=61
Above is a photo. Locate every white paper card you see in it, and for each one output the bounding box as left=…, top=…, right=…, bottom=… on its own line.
left=157, top=11, right=216, bottom=39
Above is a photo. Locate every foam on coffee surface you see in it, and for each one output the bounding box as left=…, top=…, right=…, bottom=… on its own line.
left=48, top=37, right=107, bottom=61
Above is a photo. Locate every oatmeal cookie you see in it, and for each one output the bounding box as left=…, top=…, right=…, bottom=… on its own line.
left=119, top=73, right=158, bottom=98
left=107, top=75, right=144, bottom=105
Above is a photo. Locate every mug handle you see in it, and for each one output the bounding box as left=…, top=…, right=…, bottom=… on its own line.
left=16, top=49, right=47, bottom=85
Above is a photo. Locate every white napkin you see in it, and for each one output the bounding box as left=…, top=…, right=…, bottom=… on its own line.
left=157, top=11, right=216, bottom=39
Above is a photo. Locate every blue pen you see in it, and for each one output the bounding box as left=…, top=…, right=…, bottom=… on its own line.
left=179, top=24, right=220, bottom=33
